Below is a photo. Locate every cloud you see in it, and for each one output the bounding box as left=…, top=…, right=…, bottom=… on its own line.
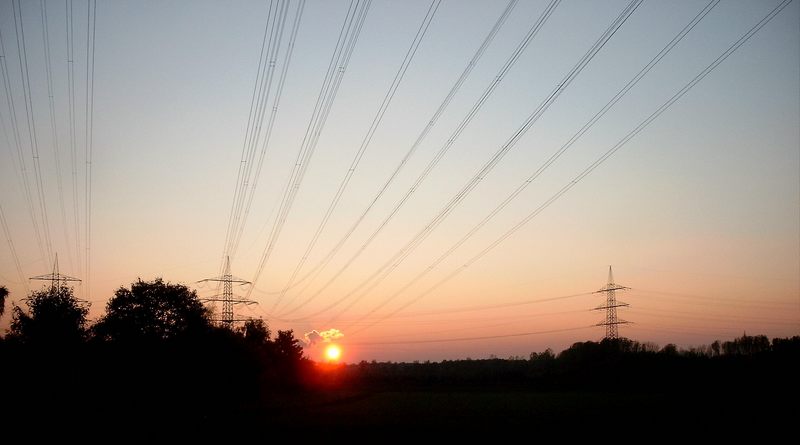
left=303, top=328, right=344, bottom=346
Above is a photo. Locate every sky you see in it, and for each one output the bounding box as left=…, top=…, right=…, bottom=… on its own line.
left=0, top=0, right=798, bottom=362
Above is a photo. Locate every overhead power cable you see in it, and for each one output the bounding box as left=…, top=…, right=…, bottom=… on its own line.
left=0, top=203, right=29, bottom=291
left=220, top=0, right=293, bottom=272
left=13, top=0, right=54, bottom=265
left=347, top=0, right=793, bottom=336
left=0, top=23, right=46, bottom=263
left=246, top=0, right=371, bottom=298
left=354, top=309, right=589, bottom=341
left=347, top=325, right=592, bottom=345
left=41, top=0, right=75, bottom=272
left=66, top=0, right=82, bottom=279
left=271, top=0, right=442, bottom=312
left=267, top=0, right=519, bottom=303
left=228, top=0, right=306, bottom=260
left=278, top=0, right=562, bottom=316
left=315, top=0, right=643, bottom=322
left=84, top=0, right=97, bottom=299
left=347, top=0, right=720, bottom=327
left=629, top=307, right=799, bottom=325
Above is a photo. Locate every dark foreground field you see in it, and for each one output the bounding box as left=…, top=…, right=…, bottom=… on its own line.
left=262, top=387, right=791, bottom=432
left=3, top=363, right=796, bottom=439
left=2, top=336, right=797, bottom=439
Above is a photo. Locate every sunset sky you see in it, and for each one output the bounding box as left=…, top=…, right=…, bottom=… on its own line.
left=1, top=0, right=797, bottom=362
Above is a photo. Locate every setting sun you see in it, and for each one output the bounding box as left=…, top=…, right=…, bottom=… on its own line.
left=325, top=344, right=342, bottom=361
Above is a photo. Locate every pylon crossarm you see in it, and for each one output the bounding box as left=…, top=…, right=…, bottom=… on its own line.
left=211, top=317, right=255, bottom=323
left=197, top=277, right=251, bottom=285
left=593, top=302, right=630, bottom=310
left=596, top=320, right=631, bottom=326
left=593, top=285, right=629, bottom=293
left=30, top=275, right=82, bottom=282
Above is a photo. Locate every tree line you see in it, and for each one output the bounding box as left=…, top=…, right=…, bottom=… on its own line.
left=0, top=278, right=309, bottom=434
left=2, top=278, right=303, bottom=351
left=330, top=334, right=799, bottom=391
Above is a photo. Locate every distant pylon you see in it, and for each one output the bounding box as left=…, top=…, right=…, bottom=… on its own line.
left=592, top=266, right=630, bottom=339
left=198, top=256, right=255, bottom=329
left=29, top=254, right=81, bottom=292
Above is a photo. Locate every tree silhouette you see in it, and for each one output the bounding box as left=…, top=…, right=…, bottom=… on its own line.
left=240, top=317, right=271, bottom=346
left=0, top=285, right=8, bottom=317
left=274, top=329, right=304, bottom=362
left=7, top=284, right=88, bottom=345
left=722, top=333, right=771, bottom=356
left=93, top=278, right=211, bottom=342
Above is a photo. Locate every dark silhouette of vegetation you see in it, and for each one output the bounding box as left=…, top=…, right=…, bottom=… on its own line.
left=274, top=329, right=305, bottom=362
left=0, top=284, right=7, bottom=316
left=0, top=277, right=796, bottom=435
left=334, top=335, right=800, bottom=390
left=721, top=332, right=770, bottom=355
left=240, top=317, right=271, bottom=345
left=0, top=278, right=312, bottom=437
left=6, top=284, right=88, bottom=346
left=92, top=278, right=211, bottom=342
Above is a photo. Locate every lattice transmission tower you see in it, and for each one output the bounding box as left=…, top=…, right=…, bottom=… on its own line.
left=198, top=257, right=255, bottom=329
left=30, top=254, right=82, bottom=292
left=593, top=266, right=630, bottom=339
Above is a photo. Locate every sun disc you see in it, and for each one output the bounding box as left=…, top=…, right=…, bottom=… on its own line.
left=325, top=344, right=342, bottom=361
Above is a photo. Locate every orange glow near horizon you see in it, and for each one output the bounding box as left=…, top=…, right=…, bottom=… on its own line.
left=325, top=344, right=342, bottom=362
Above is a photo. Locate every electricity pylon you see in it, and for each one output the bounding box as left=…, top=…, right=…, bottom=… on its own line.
left=198, top=256, right=255, bottom=329
left=593, top=266, right=630, bottom=339
left=29, top=254, right=81, bottom=292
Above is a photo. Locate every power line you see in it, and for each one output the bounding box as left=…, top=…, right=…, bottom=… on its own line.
left=246, top=0, right=371, bottom=299
left=339, top=293, right=592, bottom=337
left=318, top=0, right=644, bottom=323
left=228, top=0, right=306, bottom=260
left=632, top=288, right=796, bottom=308
left=336, top=0, right=718, bottom=328
left=265, top=1, right=520, bottom=301
left=325, top=308, right=589, bottom=326
left=345, top=0, right=794, bottom=334
left=347, top=325, right=592, bottom=345
left=41, top=0, right=75, bottom=273
left=275, top=289, right=591, bottom=325
left=271, top=0, right=518, bottom=305
left=629, top=307, right=799, bottom=326
left=376, top=291, right=592, bottom=319
left=84, top=0, right=96, bottom=299
left=271, top=0, right=442, bottom=312
left=0, top=24, right=46, bottom=264
left=627, top=324, right=743, bottom=340
left=216, top=0, right=297, bottom=296
left=0, top=203, right=29, bottom=292
left=66, top=0, right=82, bottom=280
left=219, top=0, right=288, bottom=271
left=277, top=0, right=561, bottom=316
left=13, top=0, right=54, bottom=265
left=349, top=311, right=590, bottom=341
